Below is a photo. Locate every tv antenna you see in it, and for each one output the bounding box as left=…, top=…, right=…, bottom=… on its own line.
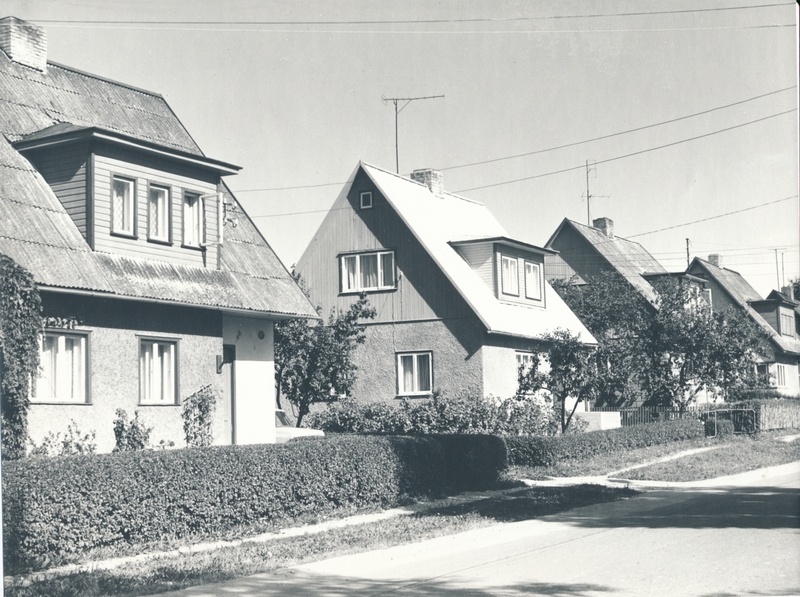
left=382, top=94, right=444, bottom=173
left=583, top=159, right=609, bottom=225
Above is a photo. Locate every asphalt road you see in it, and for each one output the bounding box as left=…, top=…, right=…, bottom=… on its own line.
left=153, top=463, right=800, bottom=597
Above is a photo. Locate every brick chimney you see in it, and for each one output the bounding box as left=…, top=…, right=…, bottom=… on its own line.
left=708, top=254, right=722, bottom=268
left=592, top=217, right=614, bottom=239
left=410, top=169, right=444, bottom=196
left=0, top=17, right=47, bottom=72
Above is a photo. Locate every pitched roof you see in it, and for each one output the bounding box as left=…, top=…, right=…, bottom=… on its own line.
left=545, top=218, right=667, bottom=305
left=0, top=44, right=316, bottom=318
left=357, top=162, right=596, bottom=344
left=689, top=258, right=800, bottom=356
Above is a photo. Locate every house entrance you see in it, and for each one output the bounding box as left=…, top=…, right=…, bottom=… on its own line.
left=221, top=344, right=236, bottom=443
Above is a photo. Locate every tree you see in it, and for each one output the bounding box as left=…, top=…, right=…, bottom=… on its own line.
left=275, top=293, right=376, bottom=427
left=517, top=329, right=598, bottom=433
left=790, top=277, right=800, bottom=301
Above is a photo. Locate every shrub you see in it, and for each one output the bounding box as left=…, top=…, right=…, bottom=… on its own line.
left=2, top=433, right=507, bottom=574
left=112, top=409, right=152, bottom=452
left=704, top=398, right=800, bottom=431
left=28, top=420, right=97, bottom=457
left=308, top=391, right=559, bottom=436
left=182, top=385, right=217, bottom=448
left=505, top=418, right=706, bottom=467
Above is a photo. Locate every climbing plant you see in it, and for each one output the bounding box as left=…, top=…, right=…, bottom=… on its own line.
left=0, top=254, right=42, bottom=459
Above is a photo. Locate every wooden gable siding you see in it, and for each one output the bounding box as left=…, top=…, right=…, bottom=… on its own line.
left=24, top=143, right=89, bottom=241
left=454, top=243, right=493, bottom=290
left=92, top=144, right=219, bottom=269
left=494, top=244, right=546, bottom=308
left=296, top=168, right=474, bottom=324
left=548, top=224, right=608, bottom=281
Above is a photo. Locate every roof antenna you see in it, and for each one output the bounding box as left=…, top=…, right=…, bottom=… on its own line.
left=382, top=94, right=444, bottom=173
left=583, top=159, right=609, bottom=225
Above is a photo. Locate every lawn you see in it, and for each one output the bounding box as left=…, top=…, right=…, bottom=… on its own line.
left=4, top=485, right=633, bottom=597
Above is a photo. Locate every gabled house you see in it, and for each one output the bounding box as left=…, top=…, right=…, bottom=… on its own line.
left=688, top=255, right=800, bottom=395
left=0, top=17, right=317, bottom=451
left=295, top=162, right=595, bottom=403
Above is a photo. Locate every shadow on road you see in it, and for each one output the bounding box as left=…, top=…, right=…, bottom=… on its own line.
left=554, top=486, right=800, bottom=530
left=167, top=570, right=618, bottom=596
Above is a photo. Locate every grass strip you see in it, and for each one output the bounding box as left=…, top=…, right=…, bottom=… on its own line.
left=4, top=485, right=633, bottom=597
left=621, top=434, right=800, bottom=482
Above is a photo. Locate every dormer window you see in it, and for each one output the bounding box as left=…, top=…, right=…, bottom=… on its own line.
left=501, top=255, right=519, bottom=296
left=341, top=250, right=395, bottom=293
left=360, top=191, right=373, bottom=209
left=112, top=176, right=136, bottom=236
left=148, top=184, right=170, bottom=243
left=183, top=192, right=205, bottom=247
left=524, top=261, right=542, bottom=300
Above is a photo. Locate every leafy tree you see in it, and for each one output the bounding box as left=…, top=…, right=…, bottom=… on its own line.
left=790, top=277, right=800, bottom=301
left=275, top=292, right=376, bottom=427
left=0, top=254, right=42, bottom=459
left=517, top=329, right=598, bottom=433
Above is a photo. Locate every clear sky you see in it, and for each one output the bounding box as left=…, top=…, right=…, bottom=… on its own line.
left=5, top=0, right=798, bottom=295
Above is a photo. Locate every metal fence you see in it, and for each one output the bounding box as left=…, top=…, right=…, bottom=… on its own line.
left=589, top=405, right=688, bottom=427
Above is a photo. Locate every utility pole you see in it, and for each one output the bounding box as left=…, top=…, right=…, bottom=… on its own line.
left=382, top=94, right=444, bottom=173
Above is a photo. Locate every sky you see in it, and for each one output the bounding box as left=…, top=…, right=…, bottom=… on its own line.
left=5, top=0, right=799, bottom=296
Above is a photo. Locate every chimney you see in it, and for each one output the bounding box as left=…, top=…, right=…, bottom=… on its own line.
left=410, top=169, right=444, bottom=196
left=708, top=254, right=722, bottom=268
left=0, top=17, right=47, bottom=72
left=781, top=286, right=793, bottom=299
left=592, top=217, right=614, bottom=239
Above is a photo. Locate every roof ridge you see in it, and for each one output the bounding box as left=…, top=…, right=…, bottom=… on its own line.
left=360, top=161, right=485, bottom=206
left=48, top=61, right=165, bottom=100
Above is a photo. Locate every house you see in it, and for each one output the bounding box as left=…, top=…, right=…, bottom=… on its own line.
left=688, top=255, right=800, bottom=395
left=0, top=17, right=317, bottom=452
left=294, top=162, right=595, bottom=404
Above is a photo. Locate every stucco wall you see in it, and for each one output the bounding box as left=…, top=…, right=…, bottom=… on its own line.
left=28, top=293, right=226, bottom=453
left=349, top=318, right=485, bottom=403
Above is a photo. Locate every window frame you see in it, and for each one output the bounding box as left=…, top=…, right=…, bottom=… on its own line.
left=500, top=255, right=519, bottom=296
left=31, top=329, right=90, bottom=404
left=775, top=363, right=787, bottom=388
left=182, top=190, right=206, bottom=248
left=396, top=351, right=433, bottom=397
left=780, top=311, right=795, bottom=337
left=515, top=351, right=536, bottom=374
left=339, top=250, right=396, bottom=293
left=147, top=182, right=171, bottom=244
left=524, top=260, right=542, bottom=301
left=111, top=175, right=137, bottom=238
left=360, top=191, right=373, bottom=209
left=138, top=336, right=180, bottom=406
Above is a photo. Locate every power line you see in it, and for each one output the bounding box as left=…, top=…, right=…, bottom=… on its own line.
left=30, top=4, right=796, bottom=26
left=441, top=86, right=796, bottom=172
left=235, top=88, right=796, bottom=194
left=455, top=108, right=797, bottom=193
left=628, top=195, right=798, bottom=238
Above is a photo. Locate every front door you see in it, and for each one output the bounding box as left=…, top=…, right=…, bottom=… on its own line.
left=221, top=344, right=236, bottom=443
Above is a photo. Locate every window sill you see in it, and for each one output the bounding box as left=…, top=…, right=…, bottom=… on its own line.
left=395, top=393, right=432, bottom=399
left=29, top=401, right=91, bottom=406
left=148, top=238, right=173, bottom=246
left=340, top=288, right=396, bottom=296
left=181, top=243, right=205, bottom=252
left=111, top=231, right=137, bottom=240
left=139, top=402, right=180, bottom=407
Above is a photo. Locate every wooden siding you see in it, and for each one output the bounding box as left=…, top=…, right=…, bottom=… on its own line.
left=24, top=143, right=89, bottom=240
left=494, top=244, right=546, bottom=308
left=92, top=144, right=219, bottom=269
left=296, top=167, right=474, bottom=324
left=547, top=224, right=608, bottom=281
left=454, top=242, right=494, bottom=291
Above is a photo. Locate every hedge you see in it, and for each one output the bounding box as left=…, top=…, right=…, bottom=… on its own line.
left=2, top=434, right=506, bottom=575
left=505, top=418, right=706, bottom=467
left=704, top=398, right=800, bottom=432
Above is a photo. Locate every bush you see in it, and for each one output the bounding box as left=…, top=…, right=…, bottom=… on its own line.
left=705, top=398, right=800, bottom=431
left=28, top=420, right=96, bottom=457
left=308, top=392, right=559, bottom=436
left=182, top=385, right=217, bottom=448
left=2, top=433, right=507, bottom=575
left=112, top=409, right=152, bottom=452
left=505, top=418, right=706, bottom=467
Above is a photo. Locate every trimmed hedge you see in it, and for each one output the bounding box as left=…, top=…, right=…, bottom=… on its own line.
left=2, top=434, right=506, bottom=575
left=505, top=418, right=706, bottom=467
left=705, top=398, right=800, bottom=431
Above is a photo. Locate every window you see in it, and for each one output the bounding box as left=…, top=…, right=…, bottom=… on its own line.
left=780, top=312, right=794, bottom=337
left=360, top=191, right=373, bottom=209
left=524, top=261, right=542, bottom=300
left=148, top=184, right=170, bottom=242
left=112, top=176, right=135, bottom=236
left=139, top=338, right=177, bottom=404
left=516, top=351, right=535, bottom=373
left=397, top=352, right=432, bottom=396
left=33, top=331, right=88, bottom=403
left=340, top=251, right=395, bottom=292
left=501, top=255, right=519, bottom=296
left=183, top=192, right=205, bottom=247
left=776, top=364, right=787, bottom=387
